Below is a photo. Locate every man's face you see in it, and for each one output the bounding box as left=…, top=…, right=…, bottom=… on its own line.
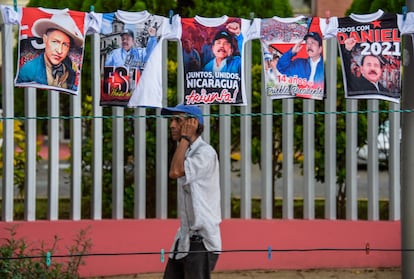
left=121, top=34, right=134, bottom=51
left=169, top=113, right=186, bottom=141
left=305, top=37, right=322, bottom=60
left=212, top=38, right=232, bottom=60
left=43, top=29, right=71, bottom=65
left=183, top=39, right=192, bottom=52
left=306, top=37, right=322, bottom=58
left=360, top=55, right=382, bottom=83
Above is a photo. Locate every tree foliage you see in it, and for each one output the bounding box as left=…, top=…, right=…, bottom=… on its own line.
left=346, top=0, right=405, bottom=14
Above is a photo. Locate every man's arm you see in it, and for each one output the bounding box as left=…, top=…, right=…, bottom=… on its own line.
left=143, top=28, right=158, bottom=63
left=276, top=41, right=303, bottom=75
left=226, top=21, right=243, bottom=54
left=169, top=138, right=190, bottom=179
left=341, top=38, right=357, bottom=81
left=105, top=50, right=116, bottom=66
left=276, top=48, right=295, bottom=74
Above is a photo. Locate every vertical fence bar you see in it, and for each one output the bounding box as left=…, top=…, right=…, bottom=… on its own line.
left=367, top=100, right=379, bottom=221
left=70, top=90, right=82, bottom=220
left=134, top=108, right=146, bottom=219
left=401, top=18, right=414, bottom=278
left=174, top=40, right=183, bottom=216
left=47, top=91, right=60, bottom=220
left=201, top=106, right=211, bottom=143
left=220, top=105, right=232, bottom=219
left=1, top=23, right=14, bottom=221
left=282, top=99, right=294, bottom=219
left=240, top=40, right=252, bottom=219
left=388, top=102, right=400, bottom=220
left=112, top=107, right=124, bottom=219
left=261, top=69, right=273, bottom=219
left=156, top=39, right=168, bottom=219
left=303, top=99, right=315, bottom=219
left=324, top=38, right=337, bottom=220
left=91, top=32, right=102, bottom=220
left=346, top=99, right=358, bottom=220
left=25, top=88, right=37, bottom=221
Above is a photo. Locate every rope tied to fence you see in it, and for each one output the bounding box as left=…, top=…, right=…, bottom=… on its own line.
left=1, top=108, right=413, bottom=121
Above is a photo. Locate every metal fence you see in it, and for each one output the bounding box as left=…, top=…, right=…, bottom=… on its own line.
left=0, top=24, right=401, bottom=222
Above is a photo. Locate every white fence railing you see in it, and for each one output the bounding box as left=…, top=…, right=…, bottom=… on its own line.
left=0, top=24, right=401, bottom=222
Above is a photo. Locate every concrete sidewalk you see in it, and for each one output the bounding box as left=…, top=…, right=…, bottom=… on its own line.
left=93, top=268, right=400, bottom=279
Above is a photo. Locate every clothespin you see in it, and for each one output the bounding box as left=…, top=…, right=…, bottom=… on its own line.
left=365, top=242, right=370, bottom=255
left=90, top=5, right=95, bottom=12
left=402, top=6, right=407, bottom=21
left=160, top=248, right=165, bottom=263
left=250, top=12, right=255, bottom=26
left=13, top=0, right=17, bottom=12
left=325, top=10, right=331, bottom=24
left=46, top=251, right=51, bottom=267
left=267, top=245, right=272, bottom=260
left=169, top=10, right=173, bottom=25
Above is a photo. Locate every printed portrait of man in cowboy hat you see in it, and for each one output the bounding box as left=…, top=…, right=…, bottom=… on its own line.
left=16, top=13, right=84, bottom=91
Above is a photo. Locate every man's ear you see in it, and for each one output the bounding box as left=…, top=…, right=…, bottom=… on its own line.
left=196, top=122, right=204, bottom=135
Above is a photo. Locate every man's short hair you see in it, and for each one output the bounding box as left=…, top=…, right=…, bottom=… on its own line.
left=121, top=29, right=134, bottom=39
left=213, top=30, right=233, bottom=46
left=361, top=54, right=384, bottom=67
left=304, top=32, right=323, bottom=46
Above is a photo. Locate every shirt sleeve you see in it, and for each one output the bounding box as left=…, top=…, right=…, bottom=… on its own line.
left=85, top=11, right=103, bottom=35
left=0, top=5, right=21, bottom=25
left=183, top=145, right=217, bottom=185
left=320, top=16, right=338, bottom=39
left=399, top=12, right=414, bottom=35
left=246, top=18, right=261, bottom=40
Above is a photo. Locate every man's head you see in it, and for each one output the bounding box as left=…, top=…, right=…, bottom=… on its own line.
left=183, top=38, right=193, bottom=53
left=303, top=32, right=323, bottom=61
left=32, top=13, right=84, bottom=66
left=120, top=29, right=135, bottom=51
left=161, top=104, right=204, bottom=141
left=360, top=55, right=383, bottom=83
left=211, top=30, right=234, bottom=63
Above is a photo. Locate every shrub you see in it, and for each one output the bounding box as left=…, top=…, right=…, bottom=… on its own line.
left=0, top=225, right=92, bottom=279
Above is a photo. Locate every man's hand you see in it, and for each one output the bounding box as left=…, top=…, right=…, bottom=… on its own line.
left=180, top=117, right=198, bottom=140
left=148, top=26, right=156, bottom=37
left=226, top=22, right=241, bottom=36
left=291, top=40, right=303, bottom=55
left=344, top=37, right=356, bottom=51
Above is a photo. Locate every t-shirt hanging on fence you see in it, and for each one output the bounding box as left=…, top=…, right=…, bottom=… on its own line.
left=13, top=7, right=92, bottom=95
left=176, top=16, right=252, bottom=105
left=249, top=16, right=337, bottom=100
left=336, top=10, right=414, bottom=103
left=101, top=11, right=176, bottom=107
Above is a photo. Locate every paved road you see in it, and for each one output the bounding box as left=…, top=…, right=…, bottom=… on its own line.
left=36, top=160, right=71, bottom=198
left=231, top=162, right=391, bottom=199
